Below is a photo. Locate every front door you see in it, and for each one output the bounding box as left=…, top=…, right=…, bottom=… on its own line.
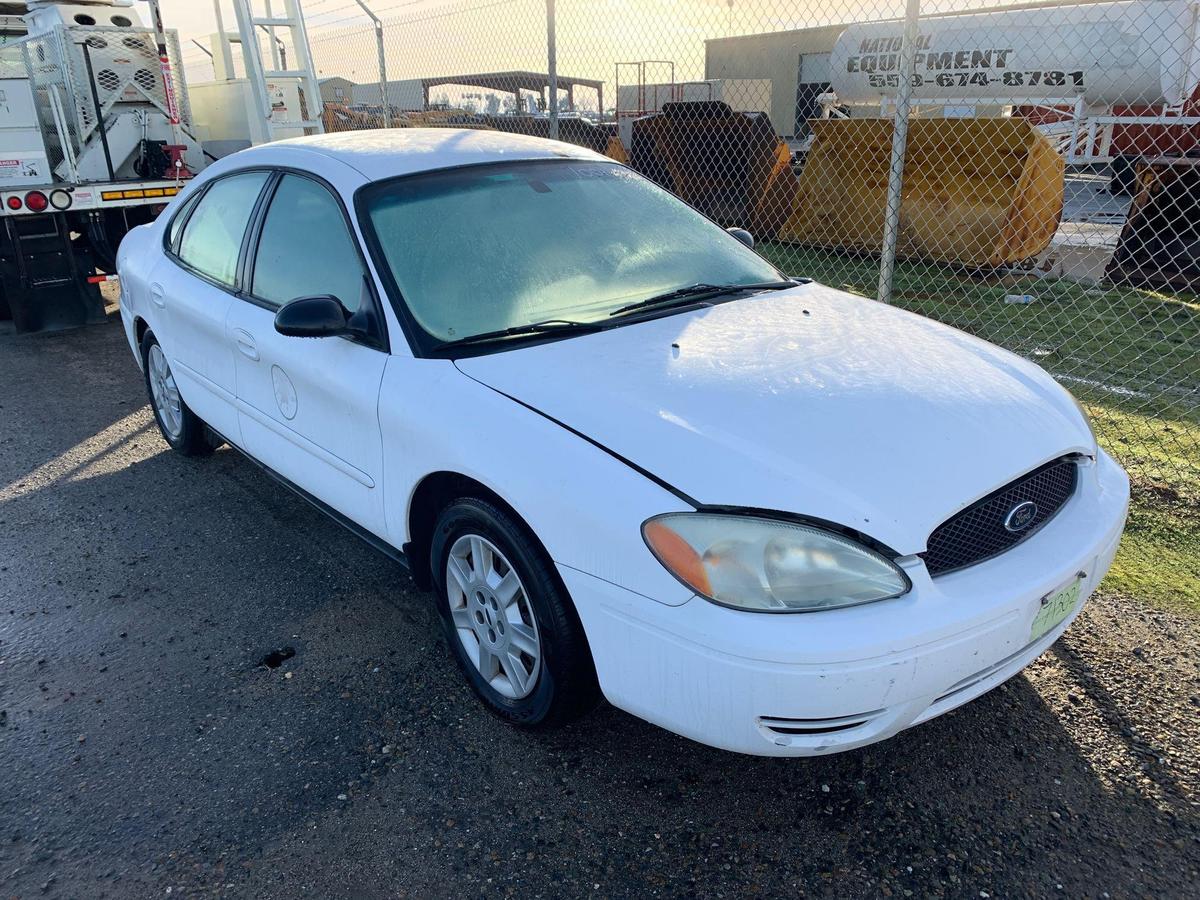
left=226, top=172, right=389, bottom=535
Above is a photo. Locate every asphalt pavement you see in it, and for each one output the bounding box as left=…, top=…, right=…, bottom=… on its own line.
left=1, top=314, right=1197, bottom=898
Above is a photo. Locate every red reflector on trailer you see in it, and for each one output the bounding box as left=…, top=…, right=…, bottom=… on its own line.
left=5, top=196, right=21, bottom=210
left=24, top=191, right=49, bottom=212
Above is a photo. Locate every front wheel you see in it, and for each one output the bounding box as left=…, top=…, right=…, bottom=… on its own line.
left=431, top=498, right=600, bottom=727
left=140, top=330, right=213, bottom=456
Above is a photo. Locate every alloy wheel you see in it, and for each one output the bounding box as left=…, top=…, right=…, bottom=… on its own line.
left=445, top=533, right=542, bottom=699
left=147, top=344, right=183, bottom=439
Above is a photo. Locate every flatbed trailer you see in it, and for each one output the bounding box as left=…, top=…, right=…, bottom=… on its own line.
left=0, top=175, right=185, bottom=330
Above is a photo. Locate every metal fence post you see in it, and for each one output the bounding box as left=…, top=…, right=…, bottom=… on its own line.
left=546, top=0, right=558, bottom=139
left=353, top=0, right=390, bottom=128
left=876, top=0, right=920, bottom=305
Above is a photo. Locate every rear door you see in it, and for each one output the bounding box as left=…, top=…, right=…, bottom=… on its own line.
left=226, top=171, right=389, bottom=534
left=151, top=170, right=271, bottom=442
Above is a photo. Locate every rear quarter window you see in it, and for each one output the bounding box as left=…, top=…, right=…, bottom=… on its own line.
left=165, top=192, right=202, bottom=253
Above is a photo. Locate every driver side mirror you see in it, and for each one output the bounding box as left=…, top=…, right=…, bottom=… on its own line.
left=274, top=295, right=351, bottom=338
left=727, top=227, right=755, bottom=249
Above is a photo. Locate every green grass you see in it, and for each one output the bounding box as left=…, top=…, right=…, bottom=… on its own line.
left=1089, top=405, right=1200, bottom=610
left=760, top=242, right=1200, bottom=613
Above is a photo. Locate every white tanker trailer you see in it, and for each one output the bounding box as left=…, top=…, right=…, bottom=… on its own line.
left=829, top=0, right=1200, bottom=108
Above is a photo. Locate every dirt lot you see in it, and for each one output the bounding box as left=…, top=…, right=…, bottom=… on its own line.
left=1, top=316, right=1198, bottom=899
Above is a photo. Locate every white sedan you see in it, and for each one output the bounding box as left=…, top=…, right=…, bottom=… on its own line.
left=117, top=130, right=1129, bottom=756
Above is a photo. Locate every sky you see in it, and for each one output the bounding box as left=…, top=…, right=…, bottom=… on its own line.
left=163, top=0, right=1034, bottom=108
left=167, top=0, right=917, bottom=103
left=162, top=0, right=398, bottom=42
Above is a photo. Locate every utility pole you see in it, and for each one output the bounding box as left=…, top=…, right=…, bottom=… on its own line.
left=352, top=0, right=390, bottom=127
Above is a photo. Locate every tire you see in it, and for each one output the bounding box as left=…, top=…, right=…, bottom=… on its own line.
left=140, top=329, right=214, bottom=456
left=430, top=497, right=600, bottom=727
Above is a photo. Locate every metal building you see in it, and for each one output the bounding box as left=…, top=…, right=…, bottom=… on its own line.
left=705, top=23, right=847, bottom=140
left=319, top=76, right=357, bottom=104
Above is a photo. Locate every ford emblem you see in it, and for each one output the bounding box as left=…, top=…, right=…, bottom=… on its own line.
left=1003, top=500, right=1038, bottom=532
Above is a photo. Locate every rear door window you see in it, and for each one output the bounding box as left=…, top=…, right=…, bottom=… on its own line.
left=176, top=171, right=270, bottom=288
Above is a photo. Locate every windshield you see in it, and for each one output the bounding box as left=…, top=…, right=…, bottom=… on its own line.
left=361, top=160, right=785, bottom=347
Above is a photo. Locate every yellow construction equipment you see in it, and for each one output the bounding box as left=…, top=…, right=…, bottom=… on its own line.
left=322, top=103, right=386, bottom=132
left=625, top=102, right=799, bottom=239
left=321, top=104, right=490, bottom=133
left=605, top=133, right=628, bottom=164
left=480, top=116, right=610, bottom=154
left=779, top=117, right=1064, bottom=268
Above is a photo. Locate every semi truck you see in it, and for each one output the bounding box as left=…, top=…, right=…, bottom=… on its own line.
left=0, top=0, right=207, bottom=332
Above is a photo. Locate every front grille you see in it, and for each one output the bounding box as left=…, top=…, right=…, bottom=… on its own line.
left=921, top=457, right=1079, bottom=576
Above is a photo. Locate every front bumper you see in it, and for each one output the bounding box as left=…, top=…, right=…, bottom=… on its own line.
left=563, top=451, right=1129, bottom=757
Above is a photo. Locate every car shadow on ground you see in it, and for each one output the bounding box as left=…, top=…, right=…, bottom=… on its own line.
left=0, top=315, right=152, bottom=494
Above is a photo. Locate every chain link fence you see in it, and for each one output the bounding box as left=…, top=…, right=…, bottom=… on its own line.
left=281, top=0, right=1199, bottom=598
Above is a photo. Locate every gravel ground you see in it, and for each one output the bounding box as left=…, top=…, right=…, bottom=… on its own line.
left=1, top=315, right=1198, bottom=899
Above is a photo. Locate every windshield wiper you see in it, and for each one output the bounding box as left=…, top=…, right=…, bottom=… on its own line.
left=608, top=280, right=797, bottom=318
left=437, top=318, right=605, bottom=349
left=436, top=280, right=799, bottom=349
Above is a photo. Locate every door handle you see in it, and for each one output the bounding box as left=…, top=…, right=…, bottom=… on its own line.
left=232, top=328, right=259, bottom=361
left=149, top=283, right=166, bottom=308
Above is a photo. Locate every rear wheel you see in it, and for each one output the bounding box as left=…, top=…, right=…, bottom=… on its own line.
left=140, top=330, right=213, bottom=456
left=431, top=498, right=600, bottom=727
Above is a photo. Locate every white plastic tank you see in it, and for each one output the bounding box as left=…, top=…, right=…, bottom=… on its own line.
left=829, top=0, right=1200, bottom=107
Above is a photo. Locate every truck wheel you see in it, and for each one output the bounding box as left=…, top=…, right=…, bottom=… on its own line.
left=140, top=330, right=213, bottom=456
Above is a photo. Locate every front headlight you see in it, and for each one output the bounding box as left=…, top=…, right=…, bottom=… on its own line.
left=642, top=513, right=910, bottom=613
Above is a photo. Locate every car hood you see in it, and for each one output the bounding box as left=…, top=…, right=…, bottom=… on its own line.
left=454, top=283, right=1094, bottom=555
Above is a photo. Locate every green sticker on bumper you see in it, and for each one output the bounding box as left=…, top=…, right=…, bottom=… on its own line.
left=1030, top=577, right=1083, bottom=642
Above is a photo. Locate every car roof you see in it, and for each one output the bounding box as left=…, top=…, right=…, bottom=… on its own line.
left=257, top=128, right=610, bottom=182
